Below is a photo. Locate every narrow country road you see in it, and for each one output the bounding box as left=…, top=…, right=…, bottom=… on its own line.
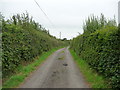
left=19, top=47, right=89, bottom=88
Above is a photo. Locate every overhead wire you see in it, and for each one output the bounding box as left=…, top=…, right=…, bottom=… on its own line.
left=34, top=0, right=54, bottom=26
left=34, top=0, right=61, bottom=39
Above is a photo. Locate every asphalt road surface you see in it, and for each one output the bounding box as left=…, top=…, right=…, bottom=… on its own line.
left=19, top=47, right=89, bottom=88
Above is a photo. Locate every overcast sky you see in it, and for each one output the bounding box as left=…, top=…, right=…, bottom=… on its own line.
left=0, top=0, right=119, bottom=39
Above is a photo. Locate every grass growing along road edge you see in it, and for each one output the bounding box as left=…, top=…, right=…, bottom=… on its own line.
left=69, top=49, right=109, bottom=88
left=3, top=47, right=64, bottom=88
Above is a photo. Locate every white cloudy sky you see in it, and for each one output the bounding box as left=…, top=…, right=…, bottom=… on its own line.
left=0, top=0, right=119, bottom=39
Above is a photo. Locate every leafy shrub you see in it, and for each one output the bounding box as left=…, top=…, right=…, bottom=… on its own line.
left=2, top=12, right=66, bottom=78
left=70, top=14, right=120, bottom=88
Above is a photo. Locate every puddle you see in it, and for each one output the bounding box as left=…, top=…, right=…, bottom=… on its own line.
left=53, top=71, right=56, bottom=74
left=52, top=71, right=59, bottom=77
left=63, top=64, right=68, bottom=66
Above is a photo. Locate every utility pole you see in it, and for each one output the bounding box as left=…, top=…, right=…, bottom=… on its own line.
left=118, top=1, right=120, bottom=24
left=60, top=32, right=61, bottom=39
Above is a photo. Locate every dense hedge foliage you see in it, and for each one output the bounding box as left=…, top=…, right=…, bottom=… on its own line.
left=2, top=13, right=67, bottom=78
left=70, top=14, right=120, bottom=88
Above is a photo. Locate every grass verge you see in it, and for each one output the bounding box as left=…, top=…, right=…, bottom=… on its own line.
left=69, top=49, right=109, bottom=88
left=3, top=47, right=63, bottom=88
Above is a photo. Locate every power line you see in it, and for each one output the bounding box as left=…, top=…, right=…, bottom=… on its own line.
left=34, top=0, right=61, bottom=39
left=34, top=0, right=54, bottom=26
